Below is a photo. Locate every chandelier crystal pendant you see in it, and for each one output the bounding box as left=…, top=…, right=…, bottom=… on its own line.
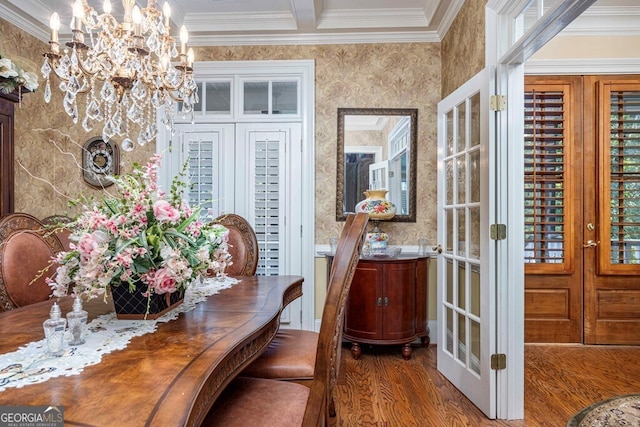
left=41, top=0, right=198, bottom=152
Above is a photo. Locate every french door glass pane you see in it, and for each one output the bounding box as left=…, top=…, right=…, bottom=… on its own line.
left=458, top=156, right=466, bottom=204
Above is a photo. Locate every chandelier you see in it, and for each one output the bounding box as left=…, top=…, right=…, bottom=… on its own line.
left=41, top=0, right=198, bottom=152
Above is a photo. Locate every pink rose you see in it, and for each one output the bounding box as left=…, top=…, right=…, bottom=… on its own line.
left=78, top=233, right=100, bottom=260
left=153, top=200, right=180, bottom=223
left=150, top=268, right=178, bottom=294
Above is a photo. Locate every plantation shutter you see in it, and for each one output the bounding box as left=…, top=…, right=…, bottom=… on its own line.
left=181, top=128, right=233, bottom=216
left=598, top=82, right=640, bottom=274
left=523, top=83, right=575, bottom=273
left=247, top=130, right=288, bottom=276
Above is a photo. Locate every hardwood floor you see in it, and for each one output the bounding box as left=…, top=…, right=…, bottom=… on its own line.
left=331, top=343, right=640, bottom=426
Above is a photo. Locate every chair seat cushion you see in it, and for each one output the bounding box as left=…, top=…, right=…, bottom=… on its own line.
left=202, top=377, right=309, bottom=427
left=241, top=329, right=318, bottom=380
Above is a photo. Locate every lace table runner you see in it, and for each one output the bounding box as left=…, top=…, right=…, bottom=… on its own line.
left=0, top=276, right=238, bottom=392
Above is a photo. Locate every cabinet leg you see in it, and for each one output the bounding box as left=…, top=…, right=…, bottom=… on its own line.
left=350, top=342, right=362, bottom=360
left=421, top=328, right=431, bottom=346
left=401, top=343, right=412, bottom=360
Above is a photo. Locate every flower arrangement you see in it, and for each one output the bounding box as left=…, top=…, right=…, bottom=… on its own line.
left=0, top=54, right=38, bottom=94
left=48, top=154, right=232, bottom=307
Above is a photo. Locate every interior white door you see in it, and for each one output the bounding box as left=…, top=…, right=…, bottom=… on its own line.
left=236, top=123, right=303, bottom=328
left=169, top=122, right=304, bottom=329
left=437, top=68, right=495, bottom=417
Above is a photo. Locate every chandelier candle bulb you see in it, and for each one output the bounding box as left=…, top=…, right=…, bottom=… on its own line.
left=72, top=0, right=84, bottom=31
left=187, top=48, right=194, bottom=68
left=49, top=13, right=59, bottom=43
left=103, top=0, right=112, bottom=14
left=163, top=2, right=171, bottom=28
left=180, top=25, right=188, bottom=55
left=49, top=13, right=60, bottom=54
left=132, top=6, right=142, bottom=36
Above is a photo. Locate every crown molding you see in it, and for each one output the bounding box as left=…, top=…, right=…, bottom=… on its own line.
left=525, top=57, right=640, bottom=74
left=562, top=6, right=640, bottom=35
left=188, top=30, right=442, bottom=47
left=436, top=0, right=465, bottom=38
left=0, top=1, right=49, bottom=42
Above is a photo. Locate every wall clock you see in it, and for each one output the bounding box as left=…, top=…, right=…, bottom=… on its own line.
left=82, top=137, right=119, bottom=187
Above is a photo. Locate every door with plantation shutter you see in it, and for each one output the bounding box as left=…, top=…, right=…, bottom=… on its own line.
left=175, top=122, right=303, bottom=329
left=587, top=78, right=640, bottom=344
left=525, top=75, right=640, bottom=344
left=523, top=77, right=583, bottom=343
left=235, top=123, right=303, bottom=327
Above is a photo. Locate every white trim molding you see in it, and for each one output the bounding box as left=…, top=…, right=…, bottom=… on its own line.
left=525, top=58, right=640, bottom=75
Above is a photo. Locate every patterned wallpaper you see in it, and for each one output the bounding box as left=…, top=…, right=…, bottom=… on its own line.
left=441, top=0, right=486, bottom=99
left=1, top=17, right=443, bottom=246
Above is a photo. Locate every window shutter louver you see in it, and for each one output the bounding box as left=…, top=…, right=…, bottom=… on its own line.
left=524, top=86, right=573, bottom=272
left=185, top=134, right=222, bottom=215
left=250, top=134, right=286, bottom=277
left=600, top=83, right=640, bottom=272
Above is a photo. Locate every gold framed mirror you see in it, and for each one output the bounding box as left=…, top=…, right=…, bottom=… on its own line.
left=336, top=107, right=418, bottom=222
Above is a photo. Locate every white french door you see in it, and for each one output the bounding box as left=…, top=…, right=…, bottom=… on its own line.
left=437, top=68, right=496, bottom=417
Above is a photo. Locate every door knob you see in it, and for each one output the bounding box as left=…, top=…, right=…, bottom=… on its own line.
left=583, top=240, right=598, bottom=248
left=432, top=244, right=443, bottom=254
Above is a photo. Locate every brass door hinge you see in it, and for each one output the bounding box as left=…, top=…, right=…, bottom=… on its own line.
left=490, top=95, right=506, bottom=111
left=490, top=224, right=506, bottom=240
left=491, top=353, right=506, bottom=370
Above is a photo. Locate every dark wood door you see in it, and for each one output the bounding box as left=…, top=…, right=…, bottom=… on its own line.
left=0, top=93, right=17, bottom=216
left=524, top=76, right=584, bottom=343
left=524, top=75, right=640, bottom=344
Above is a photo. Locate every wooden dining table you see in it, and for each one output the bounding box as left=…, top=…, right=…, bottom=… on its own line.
left=0, top=275, right=303, bottom=427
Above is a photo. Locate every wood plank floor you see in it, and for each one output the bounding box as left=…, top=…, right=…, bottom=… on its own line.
left=330, top=343, right=640, bottom=426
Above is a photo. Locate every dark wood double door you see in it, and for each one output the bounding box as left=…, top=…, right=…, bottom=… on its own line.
left=525, top=74, right=640, bottom=344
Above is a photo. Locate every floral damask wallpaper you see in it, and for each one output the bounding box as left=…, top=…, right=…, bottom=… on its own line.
left=193, top=43, right=441, bottom=245
left=441, top=0, right=486, bottom=99
left=1, top=15, right=443, bottom=246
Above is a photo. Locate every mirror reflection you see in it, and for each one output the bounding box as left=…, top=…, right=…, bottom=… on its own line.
left=336, top=108, right=417, bottom=222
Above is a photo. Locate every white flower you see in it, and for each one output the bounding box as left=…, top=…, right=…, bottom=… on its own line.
left=0, top=58, right=18, bottom=78
left=20, top=70, right=39, bottom=91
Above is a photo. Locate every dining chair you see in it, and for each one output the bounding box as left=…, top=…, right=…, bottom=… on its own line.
left=240, top=213, right=356, bottom=396
left=0, top=213, right=65, bottom=311
left=41, top=215, right=74, bottom=252
left=211, top=213, right=259, bottom=276
left=202, top=212, right=368, bottom=427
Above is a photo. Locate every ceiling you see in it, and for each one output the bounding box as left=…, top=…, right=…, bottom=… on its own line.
left=0, top=0, right=638, bottom=47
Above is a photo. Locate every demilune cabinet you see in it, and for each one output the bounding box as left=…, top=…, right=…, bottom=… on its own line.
left=328, top=254, right=429, bottom=360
